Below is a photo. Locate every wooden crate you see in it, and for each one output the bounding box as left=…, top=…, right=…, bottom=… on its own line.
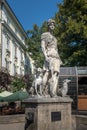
left=78, top=95, right=87, bottom=110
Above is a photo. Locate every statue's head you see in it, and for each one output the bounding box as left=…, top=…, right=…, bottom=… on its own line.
left=47, top=19, right=55, bottom=30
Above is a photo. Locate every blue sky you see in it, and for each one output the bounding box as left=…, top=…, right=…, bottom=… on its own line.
left=7, top=0, right=62, bottom=31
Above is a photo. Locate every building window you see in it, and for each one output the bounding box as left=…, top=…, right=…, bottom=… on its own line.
left=15, top=27, right=18, bottom=34
left=14, top=64, right=17, bottom=75
left=6, top=60, right=9, bottom=72
left=20, top=67, right=22, bottom=75
left=14, top=45, right=17, bottom=57
left=13, top=41, right=17, bottom=58
left=21, top=36, right=25, bottom=43
left=7, top=15, right=11, bottom=25
left=6, top=36, right=10, bottom=50
left=20, top=52, right=23, bottom=60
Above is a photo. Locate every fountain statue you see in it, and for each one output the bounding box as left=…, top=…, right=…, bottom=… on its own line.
left=29, top=19, right=63, bottom=97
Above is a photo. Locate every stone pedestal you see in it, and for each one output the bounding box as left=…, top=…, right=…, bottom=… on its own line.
left=23, top=96, right=72, bottom=130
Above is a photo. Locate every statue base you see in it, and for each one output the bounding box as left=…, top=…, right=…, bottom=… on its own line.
left=23, top=96, right=72, bottom=130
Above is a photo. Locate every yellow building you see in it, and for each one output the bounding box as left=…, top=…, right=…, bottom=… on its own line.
left=0, top=0, right=31, bottom=75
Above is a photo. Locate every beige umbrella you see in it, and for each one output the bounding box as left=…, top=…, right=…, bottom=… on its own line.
left=0, top=91, right=13, bottom=97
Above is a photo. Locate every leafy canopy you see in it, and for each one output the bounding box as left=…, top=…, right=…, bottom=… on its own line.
left=54, top=0, right=87, bottom=66
left=26, top=22, right=48, bottom=68
left=26, top=0, right=87, bottom=67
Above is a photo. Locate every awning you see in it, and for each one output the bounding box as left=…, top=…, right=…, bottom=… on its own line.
left=0, top=91, right=13, bottom=97
left=3, top=90, right=29, bottom=102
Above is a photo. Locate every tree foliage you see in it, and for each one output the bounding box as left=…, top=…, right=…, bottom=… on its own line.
left=26, top=23, right=48, bottom=68
left=0, top=68, right=11, bottom=91
left=54, top=0, right=87, bottom=66
left=26, top=0, right=87, bottom=67
left=11, top=74, right=33, bottom=92
left=0, top=68, right=32, bottom=92
left=11, top=76, right=25, bottom=92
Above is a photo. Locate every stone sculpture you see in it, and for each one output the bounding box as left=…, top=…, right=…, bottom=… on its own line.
left=41, top=19, right=62, bottom=97
left=32, top=68, right=43, bottom=96
left=29, top=19, right=64, bottom=97
left=58, top=79, right=71, bottom=97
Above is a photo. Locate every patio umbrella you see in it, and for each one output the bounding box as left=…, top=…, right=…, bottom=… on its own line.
left=3, top=90, right=29, bottom=102
left=0, top=91, right=13, bottom=97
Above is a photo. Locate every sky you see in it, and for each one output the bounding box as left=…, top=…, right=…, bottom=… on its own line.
left=7, top=0, right=62, bottom=31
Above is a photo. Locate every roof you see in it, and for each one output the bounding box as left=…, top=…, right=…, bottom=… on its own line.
left=60, top=67, right=87, bottom=76
left=60, top=67, right=77, bottom=76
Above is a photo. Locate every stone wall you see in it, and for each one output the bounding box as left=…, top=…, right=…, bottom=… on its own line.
left=76, top=115, right=87, bottom=130
left=72, top=115, right=76, bottom=130
left=0, top=114, right=25, bottom=130
left=37, top=102, right=72, bottom=130
left=1, top=114, right=87, bottom=130
left=24, top=97, right=73, bottom=130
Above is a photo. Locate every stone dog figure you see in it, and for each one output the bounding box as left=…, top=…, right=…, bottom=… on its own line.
left=58, top=79, right=71, bottom=97
left=32, top=68, right=43, bottom=96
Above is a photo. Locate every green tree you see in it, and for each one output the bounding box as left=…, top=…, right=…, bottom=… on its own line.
left=54, top=0, right=87, bottom=66
left=0, top=68, right=11, bottom=92
left=26, top=22, right=48, bottom=68
left=11, top=76, right=25, bottom=92
left=26, top=24, right=43, bottom=68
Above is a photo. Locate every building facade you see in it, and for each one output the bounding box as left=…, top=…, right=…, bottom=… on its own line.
left=0, top=0, right=30, bottom=75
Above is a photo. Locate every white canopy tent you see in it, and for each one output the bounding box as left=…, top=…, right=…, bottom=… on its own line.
left=0, top=91, right=13, bottom=97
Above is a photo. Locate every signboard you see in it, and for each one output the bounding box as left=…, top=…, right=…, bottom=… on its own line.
left=51, top=112, right=61, bottom=122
